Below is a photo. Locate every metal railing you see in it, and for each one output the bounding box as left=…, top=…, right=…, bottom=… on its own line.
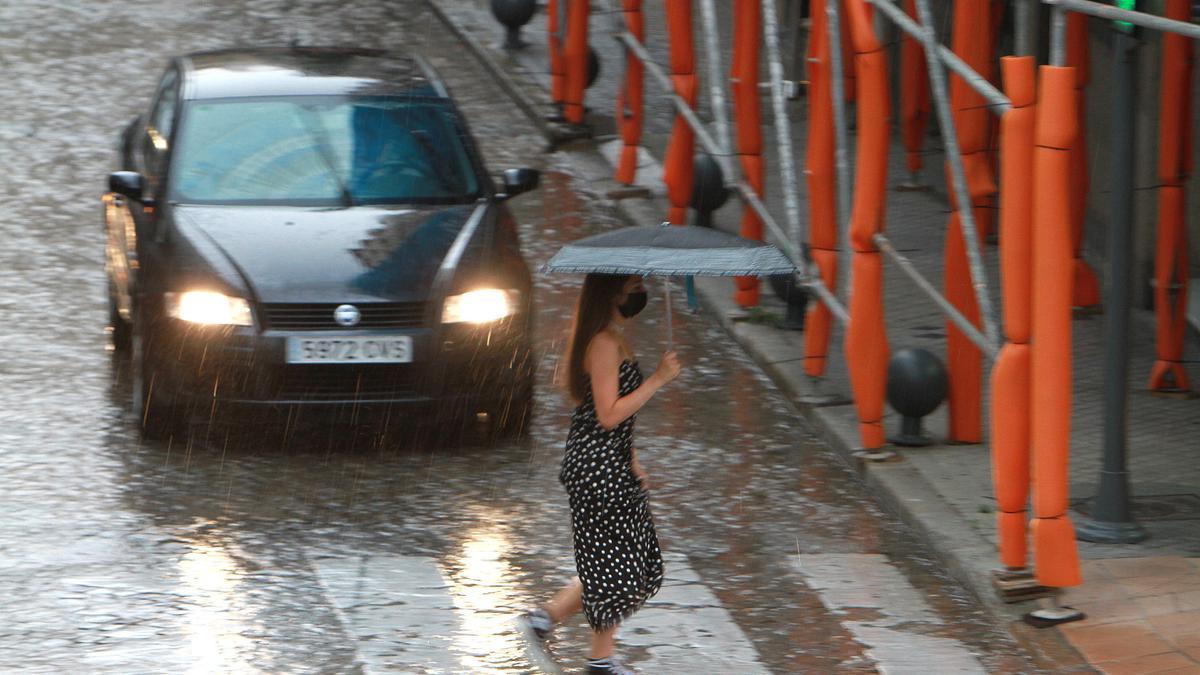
left=613, top=23, right=849, bottom=323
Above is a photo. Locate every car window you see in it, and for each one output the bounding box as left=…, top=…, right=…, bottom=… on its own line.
left=149, top=70, right=179, bottom=142
left=170, top=96, right=481, bottom=206
left=141, top=69, right=179, bottom=183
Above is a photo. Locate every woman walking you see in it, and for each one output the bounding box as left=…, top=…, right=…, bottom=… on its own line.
left=519, top=273, right=681, bottom=674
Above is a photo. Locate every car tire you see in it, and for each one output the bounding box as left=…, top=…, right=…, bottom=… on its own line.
left=109, top=289, right=132, bottom=352
left=131, top=308, right=180, bottom=441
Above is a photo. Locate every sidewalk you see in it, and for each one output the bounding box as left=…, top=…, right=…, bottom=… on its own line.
left=428, top=3, right=1200, bottom=672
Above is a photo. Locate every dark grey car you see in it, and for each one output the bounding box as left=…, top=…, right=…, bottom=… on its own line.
left=104, top=47, right=540, bottom=439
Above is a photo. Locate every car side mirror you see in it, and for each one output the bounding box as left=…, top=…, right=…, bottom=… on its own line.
left=109, top=171, right=149, bottom=203
left=498, top=168, right=539, bottom=200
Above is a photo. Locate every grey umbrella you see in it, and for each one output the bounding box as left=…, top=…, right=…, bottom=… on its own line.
left=541, top=224, right=798, bottom=348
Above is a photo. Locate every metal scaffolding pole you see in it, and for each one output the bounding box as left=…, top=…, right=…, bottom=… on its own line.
left=1050, top=4, right=1068, bottom=66
left=763, top=0, right=805, bottom=254
left=825, top=0, right=853, bottom=300
left=1047, top=0, right=1200, bottom=39
left=876, top=234, right=999, bottom=357
left=615, top=30, right=850, bottom=323
left=869, top=0, right=1012, bottom=115
left=1016, top=0, right=1040, bottom=56
left=912, top=0, right=1002, bottom=348
left=699, top=0, right=732, bottom=153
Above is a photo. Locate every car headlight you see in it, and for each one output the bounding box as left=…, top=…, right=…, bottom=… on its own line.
left=442, top=288, right=518, bottom=324
left=165, top=291, right=253, bottom=326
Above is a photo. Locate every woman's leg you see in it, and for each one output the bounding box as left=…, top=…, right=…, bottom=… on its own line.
left=543, top=576, right=583, bottom=622
left=589, top=625, right=617, bottom=659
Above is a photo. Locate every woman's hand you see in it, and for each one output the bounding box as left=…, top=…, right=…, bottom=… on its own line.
left=653, top=350, right=681, bottom=386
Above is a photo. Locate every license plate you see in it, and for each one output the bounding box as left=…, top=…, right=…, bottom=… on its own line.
left=286, top=336, right=413, bottom=364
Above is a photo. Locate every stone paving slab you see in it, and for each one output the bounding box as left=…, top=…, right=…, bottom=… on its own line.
left=430, top=1, right=1200, bottom=670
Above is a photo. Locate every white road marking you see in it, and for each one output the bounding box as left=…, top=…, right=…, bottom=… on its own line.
left=314, top=552, right=769, bottom=674
left=313, top=554, right=464, bottom=673
left=793, top=554, right=986, bottom=674
left=620, top=554, right=770, bottom=674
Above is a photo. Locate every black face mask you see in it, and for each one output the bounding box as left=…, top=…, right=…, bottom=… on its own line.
left=618, top=290, right=648, bottom=318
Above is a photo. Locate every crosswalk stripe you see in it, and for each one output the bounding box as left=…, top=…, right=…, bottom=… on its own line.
left=313, top=552, right=770, bottom=673
left=792, top=554, right=986, bottom=674
left=620, top=554, right=770, bottom=674
left=313, top=554, right=465, bottom=673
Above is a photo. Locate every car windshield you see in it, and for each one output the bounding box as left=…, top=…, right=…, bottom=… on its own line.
left=170, top=96, right=481, bottom=206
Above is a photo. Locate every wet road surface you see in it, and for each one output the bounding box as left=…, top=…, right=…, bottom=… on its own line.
left=1, top=1, right=1034, bottom=672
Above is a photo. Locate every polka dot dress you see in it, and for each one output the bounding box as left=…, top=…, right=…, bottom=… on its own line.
left=560, top=359, right=664, bottom=631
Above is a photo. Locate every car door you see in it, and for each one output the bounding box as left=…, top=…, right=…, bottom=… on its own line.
left=107, top=66, right=181, bottom=314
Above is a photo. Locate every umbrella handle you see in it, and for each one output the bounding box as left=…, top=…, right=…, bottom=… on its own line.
left=664, top=276, right=673, bottom=352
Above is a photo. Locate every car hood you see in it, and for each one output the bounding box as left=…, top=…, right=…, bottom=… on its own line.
left=172, top=203, right=485, bottom=304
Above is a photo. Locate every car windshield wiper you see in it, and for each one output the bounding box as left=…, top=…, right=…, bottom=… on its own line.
left=297, top=105, right=355, bottom=208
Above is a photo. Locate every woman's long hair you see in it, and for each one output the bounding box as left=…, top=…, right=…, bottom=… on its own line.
left=565, top=273, right=630, bottom=404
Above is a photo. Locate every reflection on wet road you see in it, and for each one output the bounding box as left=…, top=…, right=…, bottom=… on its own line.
left=0, top=0, right=1032, bottom=672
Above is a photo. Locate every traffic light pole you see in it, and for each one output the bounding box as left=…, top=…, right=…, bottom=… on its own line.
left=1075, top=17, right=1148, bottom=544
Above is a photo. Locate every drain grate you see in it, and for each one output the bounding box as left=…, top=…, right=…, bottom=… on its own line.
left=1073, top=493, right=1200, bottom=522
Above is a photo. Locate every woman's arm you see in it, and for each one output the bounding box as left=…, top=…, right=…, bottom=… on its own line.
left=587, top=332, right=679, bottom=430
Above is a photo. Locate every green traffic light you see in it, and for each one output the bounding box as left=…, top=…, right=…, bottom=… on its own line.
left=1114, top=0, right=1136, bottom=33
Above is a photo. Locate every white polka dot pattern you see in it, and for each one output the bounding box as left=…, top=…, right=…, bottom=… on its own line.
left=560, top=360, right=664, bottom=631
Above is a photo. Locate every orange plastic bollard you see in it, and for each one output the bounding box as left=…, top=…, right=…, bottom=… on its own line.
left=1149, top=0, right=1193, bottom=393
left=548, top=0, right=566, bottom=104
left=839, top=0, right=857, bottom=104
left=843, top=0, right=890, bottom=451
left=615, top=0, right=645, bottom=185
left=898, top=0, right=929, bottom=177
left=942, top=0, right=995, bottom=444
left=991, top=55, right=1037, bottom=571
left=662, top=0, right=696, bottom=225
left=804, top=0, right=838, bottom=377
left=562, top=0, right=590, bottom=124
left=846, top=254, right=889, bottom=448
left=731, top=0, right=763, bottom=306
left=1066, top=12, right=1100, bottom=310
left=991, top=342, right=1031, bottom=568
left=1030, top=65, right=1081, bottom=588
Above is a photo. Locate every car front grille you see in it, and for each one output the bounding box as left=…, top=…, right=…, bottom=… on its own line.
left=261, top=302, right=426, bottom=330
left=274, top=365, right=421, bottom=401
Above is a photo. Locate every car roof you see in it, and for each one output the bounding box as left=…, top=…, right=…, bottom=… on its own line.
left=178, top=47, right=448, bottom=101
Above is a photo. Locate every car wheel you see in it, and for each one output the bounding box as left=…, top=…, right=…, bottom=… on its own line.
left=108, top=282, right=131, bottom=352
left=131, top=309, right=179, bottom=440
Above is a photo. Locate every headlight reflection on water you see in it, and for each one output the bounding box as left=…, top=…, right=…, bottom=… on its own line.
left=445, top=521, right=526, bottom=671
left=177, top=531, right=257, bottom=673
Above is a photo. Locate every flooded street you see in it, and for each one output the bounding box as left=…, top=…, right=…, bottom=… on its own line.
left=1, top=1, right=1033, bottom=672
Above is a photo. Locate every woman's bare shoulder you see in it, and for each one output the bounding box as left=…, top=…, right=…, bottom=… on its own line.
left=586, top=330, right=624, bottom=365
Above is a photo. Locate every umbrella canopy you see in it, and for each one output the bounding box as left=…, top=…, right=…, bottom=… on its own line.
left=540, top=224, right=797, bottom=277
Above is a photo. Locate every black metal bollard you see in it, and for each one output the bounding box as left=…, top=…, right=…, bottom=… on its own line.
left=885, top=347, right=948, bottom=446
left=490, top=0, right=537, bottom=50
left=769, top=274, right=808, bottom=330
left=689, top=153, right=729, bottom=228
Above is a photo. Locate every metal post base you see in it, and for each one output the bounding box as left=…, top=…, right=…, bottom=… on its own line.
left=896, top=171, right=930, bottom=192
left=1075, top=514, right=1149, bottom=544
left=502, top=27, right=529, bottom=50
left=779, top=299, right=806, bottom=330
left=889, top=415, right=934, bottom=446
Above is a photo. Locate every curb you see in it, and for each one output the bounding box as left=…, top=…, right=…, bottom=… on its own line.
left=424, top=5, right=1091, bottom=671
